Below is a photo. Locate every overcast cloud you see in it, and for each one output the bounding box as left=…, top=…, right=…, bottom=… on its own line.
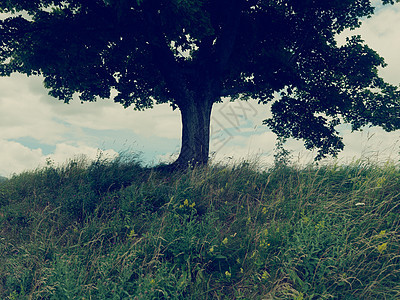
left=1, top=3, right=400, bottom=177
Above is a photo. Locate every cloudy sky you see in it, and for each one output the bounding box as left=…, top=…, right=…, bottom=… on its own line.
left=1, top=2, right=400, bottom=177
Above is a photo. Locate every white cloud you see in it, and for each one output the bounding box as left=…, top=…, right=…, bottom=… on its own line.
left=48, top=143, right=118, bottom=166
left=337, top=3, right=400, bottom=85
left=0, top=74, right=68, bottom=143
left=0, top=139, right=45, bottom=176
left=43, top=87, right=181, bottom=140
left=209, top=125, right=400, bottom=167
left=210, top=131, right=277, bottom=165
left=0, top=73, right=181, bottom=142
left=339, top=127, right=400, bottom=163
left=360, top=6, right=400, bottom=84
left=211, top=99, right=271, bottom=134
left=0, top=138, right=118, bottom=177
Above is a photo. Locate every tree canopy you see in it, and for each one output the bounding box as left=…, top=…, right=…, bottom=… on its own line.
left=1, top=0, right=399, bottom=166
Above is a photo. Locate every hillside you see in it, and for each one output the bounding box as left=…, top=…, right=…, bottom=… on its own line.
left=0, top=156, right=399, bottom=299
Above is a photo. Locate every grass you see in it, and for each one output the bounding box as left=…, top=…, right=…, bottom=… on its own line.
left=0, top=154, right=399, bottom=299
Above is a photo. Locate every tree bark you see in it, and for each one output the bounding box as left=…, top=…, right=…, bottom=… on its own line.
left=173, top=88, right=216, bottom=168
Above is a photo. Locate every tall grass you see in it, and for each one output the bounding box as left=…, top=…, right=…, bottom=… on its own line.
left=0, top=155, right=399, bottom=299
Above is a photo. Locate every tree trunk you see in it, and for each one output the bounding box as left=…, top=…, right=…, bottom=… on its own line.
left=174, top=91, right=215, bottom=168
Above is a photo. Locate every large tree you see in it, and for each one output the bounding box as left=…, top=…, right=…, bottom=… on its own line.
left=1, top=0, right=399, bottom=167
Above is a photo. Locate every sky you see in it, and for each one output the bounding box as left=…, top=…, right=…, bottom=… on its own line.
left=1, top=2, right=400, bottom=177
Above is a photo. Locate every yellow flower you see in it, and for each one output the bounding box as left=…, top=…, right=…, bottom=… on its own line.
left=184, top=199, right=189, bottom=206
left=128, top=228, right=137, bottom=239
left=261, top=271, right=270, bottom=280
left=377, top=242, right=388, bottom=254
left=315, top=220, right=325, bottom=230
left=262, top=207, right=267, bottom=214
left=225, top=271, right=231, bottom=278
left=189, top=202, right=195, bottom=208
left=150, top=279, right=155, bottom=284
left=209, top=246, right=214, bottom=253
left=376, top=177, right=386, bottom=188
left=378, top=230, right=386, bottom=237
left=240, top=268, right=244, bottom=273
left=222, top=237, right=228, bottom=245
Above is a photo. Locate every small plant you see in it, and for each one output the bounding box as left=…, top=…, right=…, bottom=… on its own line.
left=273, top=136, right=293, bottom=168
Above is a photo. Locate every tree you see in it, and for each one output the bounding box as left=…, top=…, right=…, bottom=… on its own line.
left=1, top=0, right=399, bottom=168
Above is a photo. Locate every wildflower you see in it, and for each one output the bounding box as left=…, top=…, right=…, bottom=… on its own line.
left=261, top=271, right=270, bottom=280
left=262, top=207, right=267, bottom=214
left=378, top=230, right=386, bottom=237
left=377, top=242, right=388, bottom=254
left=209, top=246, right=214, bottom=253
left=240, top=268, right=244, bottom=273
left=189, top=202, right=195, bottom=208
left=150, top=279, right=155, bottom=284
left=184, top=199, right=189, bottom=206
left=222, top=237, right=228, bottom=245
left=225, top=271, right=231, bottom=278
left=376, top=177, right=386, bottom=188
left=128, top=229, right=137, bottom=239
left=315, top=220, right=325, bottom=230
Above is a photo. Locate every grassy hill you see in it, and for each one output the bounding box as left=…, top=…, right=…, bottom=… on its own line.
left=0, top=155, right=399, bottom=299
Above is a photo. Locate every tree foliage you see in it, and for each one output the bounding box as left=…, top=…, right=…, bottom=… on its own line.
left=1, top=0, right=399, bottom=163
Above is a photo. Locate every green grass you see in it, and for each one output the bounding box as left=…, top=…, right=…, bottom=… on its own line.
left=0, top=154, right=399, bottom=299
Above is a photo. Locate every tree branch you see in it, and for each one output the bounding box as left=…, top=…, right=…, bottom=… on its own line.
left=214, top=0, right=243, bottom=74
left=142, top=3, right=187, bottom=105
left=220, top=83, right=258, bottom=97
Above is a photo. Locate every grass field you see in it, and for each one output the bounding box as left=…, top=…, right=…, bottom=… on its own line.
left=0, top=154, right=399, bottom=299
